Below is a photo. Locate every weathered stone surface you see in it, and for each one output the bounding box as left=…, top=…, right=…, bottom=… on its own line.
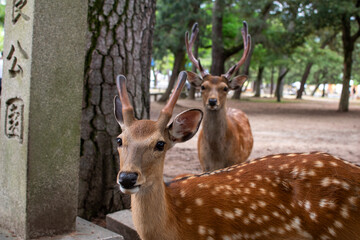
left=0, top=0, right=87, bottom=239
left=106, top=210, right=140, bottom=240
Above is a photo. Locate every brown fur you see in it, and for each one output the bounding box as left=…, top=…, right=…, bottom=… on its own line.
left=195, top=75, right=253, bottom=171
left=163, top=152, right=360, bottom=240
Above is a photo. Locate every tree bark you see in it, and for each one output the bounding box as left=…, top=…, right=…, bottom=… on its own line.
left=254, top=65, right=264, bottom=97
left=80, top=0, right=156, bottom=219
left=270, top=66, right=275, bottom=96
left=338, top=0, right=360, bottom=111
left=275, top=66, right=290, bottom=102
left=210, top=0, right=225, bottom=75
left=158, top=49, right=186, bottom=102
left=296, top=62, right=313, bottom=99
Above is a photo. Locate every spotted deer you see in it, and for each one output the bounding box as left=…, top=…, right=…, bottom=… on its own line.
left=114, top=72, right=360, bottom=240
left=185, top=22, right=253, bottom=171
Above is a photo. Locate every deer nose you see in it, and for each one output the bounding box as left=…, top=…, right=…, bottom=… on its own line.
left=118, top=172, right=138, bottom=189
left=208, top=98, right=217, bottom=106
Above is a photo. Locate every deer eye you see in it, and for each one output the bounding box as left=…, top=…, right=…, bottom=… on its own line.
left=200, top=85, right=205, bottom=90
left=223, top=86, right=229, bottom=92
left=155, top=141, right=166, bottom=151
left=116, top=138, right=123, bottom=147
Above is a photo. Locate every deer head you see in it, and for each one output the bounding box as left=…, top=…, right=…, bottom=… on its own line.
left=114, top=72, right=203, bottom=194
left=186, top=22, right=251, bottom=110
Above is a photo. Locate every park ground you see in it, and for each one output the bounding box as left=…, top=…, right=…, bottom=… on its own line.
left=149, top=95, right=360, bottom=181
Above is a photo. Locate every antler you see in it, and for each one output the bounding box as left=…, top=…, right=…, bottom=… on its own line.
left=116, top=75, right=135, bottom=126
left=185, top=23, right=208, bottom=78
left=157, top=71, right=187, bottom=129
left=223, top=21, right=252, bottom=80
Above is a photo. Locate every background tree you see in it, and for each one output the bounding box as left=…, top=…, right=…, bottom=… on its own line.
left=80, top=0, right=156, bottom=220
left=308, top=0, right=360, bottom=111
left=154, top=0, right=206, bottom=102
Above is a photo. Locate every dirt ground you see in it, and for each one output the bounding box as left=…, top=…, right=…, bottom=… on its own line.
left=149, top=96, right=360, bottom=181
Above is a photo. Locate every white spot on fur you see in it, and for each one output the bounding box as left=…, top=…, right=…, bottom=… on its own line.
left=305, top=200, right=311, bottom=211
left=249, top=182, right=256, bottom=188
left=320, top=234, right=330, bottom=240
left=287, top=153, right=297, bottom=157
left=186, top=218, right=193, bottom=225
left=272, top=211, right=280, bottom=218
left=349, top=196, right=357, bottom=205
left=214, top=208, right=222, bottom=216
left=340, top=205, right=349, bottom=218
left=223, top=211, right=234, bottom=220
left=259, top=188, right=266, bottom=194
left=255, top=218, right=263, bottom=225
left=328, top=227, right=336, bottom=237
left=234, top=208, right=243, bottom=217
left=321, top=177, right=331, bottom=187
left=180, top=189, right=186, bottom=198
left=255, top=175, right=262, bottom=180
left=250, top=203, right=258, bottom=210
left=198, top=225, right=206, bottom=235
left=258, top=201, right=266, bottom=208
left=309, top=212, right=317, bottom=221
left=269, top=192, right=276, bottom=198
left=243, top=218, right=250, bottom=225
left=262, top=215, right=270, bottom=221
left=185, top=208, right=192, bottom=214
left=195, top=198, right=203, bottom=206
left=244, top=188, right=251, bottom=194
left=341, top=181, right=350, bottom=190
left=307, top=169, right=316, bottom=176
left=248, top=213, right=256, bottom=220
left=330, top=161, right=338, bottom=166
left=334, top=220, right=343, bottom=228
left=315, top=161, right=324, bottom=168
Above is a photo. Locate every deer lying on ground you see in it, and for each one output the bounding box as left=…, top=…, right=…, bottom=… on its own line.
left=114, top=71, right=360, bottom=240
left=185, top=22, right=253, bottom=171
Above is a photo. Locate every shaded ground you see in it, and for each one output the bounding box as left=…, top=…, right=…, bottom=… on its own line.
left=150, top=96, right=360, bottom=181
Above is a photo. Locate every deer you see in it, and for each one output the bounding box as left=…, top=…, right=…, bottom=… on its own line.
left=114, top=71, right=360, bottom=240
left=185, top=21, right=253, bottom=171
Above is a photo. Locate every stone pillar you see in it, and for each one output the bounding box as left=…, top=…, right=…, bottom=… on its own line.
left=0, top=1, right=87, bottom=239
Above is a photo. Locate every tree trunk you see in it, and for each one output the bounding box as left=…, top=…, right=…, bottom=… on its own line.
left=275, top=66, right=289, bottom=102
left=311, top=83, right=321, bottom=96
left=254, top=65, right=264, bottom=97
left=158, top=49, right=186, bottom=102
left=338, top=2, right=360, bottom=111
left=322, top=83, right=327, bottom=97
left=80, top=0, right=156, bottom=220
left=296, top=62, right=313, bottom=99
left=270, top=66, right=275, bottom=96
left=210, top=0, right=225, bottom=75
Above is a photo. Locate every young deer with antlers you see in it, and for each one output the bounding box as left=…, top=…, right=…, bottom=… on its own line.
left=115, top=72, right=360, bottom=240
left=185, top=22, right=253, bottom=171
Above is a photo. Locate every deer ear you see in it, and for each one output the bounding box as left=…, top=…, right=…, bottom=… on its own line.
left=168, top=109, right=203, bottom=144
left=186, top=71, right=203, bottom=87
left=114, top=96, right=124, bottom=128
left=229, top=75, right=248, bottom=90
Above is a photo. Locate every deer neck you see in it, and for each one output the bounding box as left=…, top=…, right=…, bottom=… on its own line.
left=131, top=176, right=179, bottom=240
left=202, top=106, right=228, bottom=143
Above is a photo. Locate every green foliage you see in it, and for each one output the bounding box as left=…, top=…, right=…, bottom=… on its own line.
left=153, top=0, right=359, bottom=93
